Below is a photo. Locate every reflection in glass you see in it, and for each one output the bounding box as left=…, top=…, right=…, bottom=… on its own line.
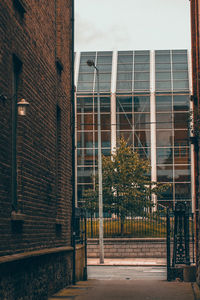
left=156, top=131, right=173, bottom=147
left=134, top=96, right=150, bottom=112
left=94, top=114, right=110, bottom=130
left=174, top=130, right=189, bottom=146
left=174, top=165, right=191, bottom=182
left=134, top=113, right=150, bottom=129
left=173, top=80, right=189, bottom=90
left=134, top=81, right=149, bottom=90
left=77, top=132, right=93, bottom=148
left=157, top=148, right=173, bottom=164
left=173, top=95, right=189, bottom=111
left=156, top=113, right=172, bottom=129
left=134, top=131, right=150, bottom=147
left=134, top=63, right=150, bottom=71
left=157, top=166, right=173, bottom=182
left=135, top=147, right=150, bottom=160
left=117, top=113, right=132, bottom=130
left=175, top=183, right=191, bottom=200
left=116, top=97, right=132, bottom=112
left=94, top=97, right=110, bottom=112
left=174, top=113, right=189, bottom=128
left=157, top=185, right=173, bottom=200
left=156, top=72, right=171, bottom=81
left=156, top=96, right=172, bottom=111
left=174, top=147, right=190, bottom=164
left=156, top=81, right=171, bottom=90
left=117, top=131, right=133, bottom=146
left=77, top=167, right=94, bottom=183
left=77, top=114, right=93, bottom=130
left=77, top=97, right=93, bottom=113
left=95, top=131, right=111, bottom=148
left=77, top=149, right=94, bottom=166
left=117, top=81, right=132, bottom=90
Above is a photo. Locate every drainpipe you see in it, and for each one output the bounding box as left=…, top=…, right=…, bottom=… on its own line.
left=71, top=0, right=76, bottom=285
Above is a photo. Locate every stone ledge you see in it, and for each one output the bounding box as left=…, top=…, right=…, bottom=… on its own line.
left=0, top=246, right=73, bottom=265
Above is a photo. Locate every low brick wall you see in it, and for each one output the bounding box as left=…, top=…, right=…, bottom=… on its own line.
left=76, top=244, right=86, bottom=281
left=87, top=238, right=166, bottom=258
left=0, top=247, right=73, bottom=300
left=87, top=238, right=196, bottom=259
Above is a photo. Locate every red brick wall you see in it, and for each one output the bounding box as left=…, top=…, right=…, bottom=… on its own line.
left=0, top=0, right=73, bottom=255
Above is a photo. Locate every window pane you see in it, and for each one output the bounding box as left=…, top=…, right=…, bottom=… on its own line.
left=95, top=131, right=111, bottom=148
left=173, top=95, right=189, bottom=111
left=173, top=80, right=189, bottom=90
left=175, top=183, right=191, bottom=200
left=77, top=82, right=93, bottom=91
left=135, top=148, right=150, bottom=160
left=117, top=72, right=132, bottom=81
left=156, top=81, right=171, bottom=90
left=77, top=132, right=93, bottom=148
left=79, top=65, right=94, bottom=73
left=94, top=97, right=110, bottom=112
left=116, top=96, right=132, bottom=112
left=134, top=131, right=150, bottom=147
left=134, top=96, right=150, bottom=112
left=134, top=81, right=149, bottom=90
left=173, top=72, right=188, bottom=80
left=117, top=64, right=133, bottom=71
left=174, top=147, right=190, bottom=164
left=174, top=130, right=189, bottom=146
left=157, top=166, right=173, bottom=182
left=157, top=148, right=173, bottom=164
left=117, top=81, right=132, bottom=90
left=172, top=54, right=187, bottom=63
left=156, top=72, right=171, bottom=81
left=94, top=81, right=111, bottom=91
left=134, top=55, right=150, bottom=63
left=155, top=55, right=170, bottom=63
left=172, top=64, right=188, bottom=71
left=156, top=96, right=172, bottom=111
left=174, top=113, right=189, bottom=129
left=94, top=114, right=110, bottom=130
left=156, top=131, right=173, bottom=147
left=77, top=114, right=93, bottom=130
left=134, top=113, right=150, bottom=129
left=117, top=113, right=132, bottom=130
left=97, top=56, right=112, bottom=64
left=77, top=97, right=93, bottom=113
left=77, top=167, right=93, bottom=183
left=134, top=63, right=150, bottom=71
left=98, top=73, right=112, bottom=82
left=97, top=64, right=112, bottom=72
left=156, top=113, right=172, bottom=129
left=155, top=64, right=171, bottom=71
left=174, top=165, right=191, bottom=182
left=134, top=72, right=150, bottom=80
left=78, top=73, right=94, bottom=82
left=157, top=185, right=173, bottom=200
left=118, top=55, right=133, bottom=63
left=77, top=149, right=94, bottom=166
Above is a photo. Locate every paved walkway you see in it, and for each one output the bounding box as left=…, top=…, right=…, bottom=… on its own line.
left=49, top=279, right=195, bottom=300
left=87, top=258, right=166, bottom=266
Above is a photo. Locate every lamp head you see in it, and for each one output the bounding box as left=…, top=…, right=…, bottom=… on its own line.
left=87, top=60, right=95, bottom=67
left=17, top=98, right=30, bottom=116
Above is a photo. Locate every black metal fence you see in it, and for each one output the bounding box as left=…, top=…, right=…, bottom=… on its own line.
left=85, top=204, right=195, bottom=241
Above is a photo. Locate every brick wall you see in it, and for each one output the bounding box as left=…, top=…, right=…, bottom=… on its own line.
left=0, top=0, right=74, bottom=298
left=87, top=238, right=195, bottom=259
left=190, top=0, right=200, bottom=285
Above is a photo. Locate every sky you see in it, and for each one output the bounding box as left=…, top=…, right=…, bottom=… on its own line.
left=75, top=0, right=191, bottom=51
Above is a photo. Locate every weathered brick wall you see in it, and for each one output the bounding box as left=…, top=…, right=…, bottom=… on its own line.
left=190, top=0, right=200, bottom=285
left=0, top=0, right=74, bottom=298
left=87, top=239, right=195, bottom=259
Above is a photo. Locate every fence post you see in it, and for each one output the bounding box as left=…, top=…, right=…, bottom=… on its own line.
left=167, top=208, right=171, bottom=281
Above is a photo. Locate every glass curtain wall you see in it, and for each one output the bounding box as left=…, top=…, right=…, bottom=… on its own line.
left=75, top=50, right=192, bottom=209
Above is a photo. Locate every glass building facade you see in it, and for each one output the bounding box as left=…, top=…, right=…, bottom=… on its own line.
left=74, top=50, right=194, bottom=210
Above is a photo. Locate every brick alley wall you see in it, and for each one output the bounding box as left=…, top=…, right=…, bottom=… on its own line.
left=190, top=0, right=200, bottom=286
left=0, top=0, right=74, bottom=299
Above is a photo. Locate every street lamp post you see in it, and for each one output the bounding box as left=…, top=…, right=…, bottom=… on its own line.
left=87, top=60, right=104, bottom=264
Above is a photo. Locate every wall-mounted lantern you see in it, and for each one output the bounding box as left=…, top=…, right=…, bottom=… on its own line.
left=17, top=98, right=29, bottom=116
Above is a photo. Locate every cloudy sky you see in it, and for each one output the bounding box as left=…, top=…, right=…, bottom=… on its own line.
left=75, top=0, right=191, bottom=51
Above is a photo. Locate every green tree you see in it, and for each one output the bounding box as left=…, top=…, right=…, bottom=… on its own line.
left=83, top=137, right=169, bottom=234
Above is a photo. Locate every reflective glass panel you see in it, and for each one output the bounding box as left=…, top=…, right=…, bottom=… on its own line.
left=135, top=148, right=150, bottom=160
left=97, top=56, right=112, bottom=64
left=117, top=131, right=133, bottom=146
left=94, top=114, right=110, bottom=130
left=155, top=55, right=170, bottom=63
left=77, top=97, right=93, bottom=113
left=134, top=81, right=149, bottom=90
left=155, top=64, right=171, bottom=71
left=157, top=166, right=173, bottom=182
left=77, top=132, right=93, bottom=148
left=156, top=96, right=172, bottom=111
left=95, top=131, right=111, bottom=148
left=156, top=131, right=173, bottom=147
left=175, top=183, right=191, bottom=200
left=77, top=114, right=93, bottom=130
left=134, top=64, right=150, bottom=71
left=78, top=73, right=94, bottom=82
left=134, top=96, right=150, bottom=112
left=156, top=113, right=172, bottom=129
left=173, top=95, right=189, bottom=111
left=134, top=55, right=150, bottom=63
left=77, top=82, right=93, bottom=91
left=97, top=64, right=112, bottom=72
left=77, top=149, right=94, bottom=166
left=157, top=185, right=173, bottom=200
left=172, top=64, right=188, bottom=71
left=134, top=113, right=150, bottom=129
left=174, top=165, right=191, bottom=182
left=173, top=80, right=189, bottom=90
left=117, top=81, right=132, bottom=90
left=77, top=167, right=93, bottom=183
left=174, top=113, right=189, bottom=128
left=174, top=147, right=190, bottom=164
left=117, top=64, right=133, bottom=71
left=118, top=55, right=133, bottom=64
left=117, top=113, right=132, bottom=130
left=172, top=54, right=187, bottom=63
left=134, top=72, right=150, bottom=80
left=156, top=72, right=171, bottom=81
left=117, top=72, right=132, bottom=81
left=174, top=130, right=189, bottom=146
left=134, top=131, right=150, bottom=147
left=156, top=81, right=171, bottom=90
left=173, top=72, right=188, bottom=80
left=116, top=96, right=132, bottom=112
left=157, top=148, right=173, bottom=164
left=94, top=97, right=110, bottom=112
